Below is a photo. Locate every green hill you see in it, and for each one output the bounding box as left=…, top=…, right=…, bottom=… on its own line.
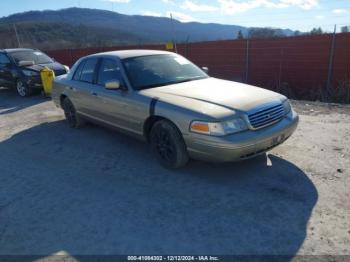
left=0, top=7, right=295, bottom=50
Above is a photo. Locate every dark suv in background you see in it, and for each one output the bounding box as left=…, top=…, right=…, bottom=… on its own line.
left=0, top=48, right=69, bottom=97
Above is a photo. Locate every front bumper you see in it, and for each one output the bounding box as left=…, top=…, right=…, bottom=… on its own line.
left=185, top=110, right=299, bottom=162
left=23, top=69, right=67, bottom=90
left=24, top=76, right=43, bottom=90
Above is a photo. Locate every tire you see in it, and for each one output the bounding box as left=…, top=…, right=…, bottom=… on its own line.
left=62, top=98, right=85, bottom=128
left=150, top=120, right=189, bottom=169
left=16, top=80, right=32, bottom=97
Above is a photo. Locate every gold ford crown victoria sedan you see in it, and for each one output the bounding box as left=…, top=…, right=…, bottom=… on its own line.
left=52, top=50, right=299, bottom=168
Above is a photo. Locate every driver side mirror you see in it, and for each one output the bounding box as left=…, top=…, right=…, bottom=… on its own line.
left=202, top=67, right=209, bottom=74
left=105, top=80, right=125, bottom=90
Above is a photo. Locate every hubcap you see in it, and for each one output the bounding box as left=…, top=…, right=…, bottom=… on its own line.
left=16, top=81, right=26, bottom=96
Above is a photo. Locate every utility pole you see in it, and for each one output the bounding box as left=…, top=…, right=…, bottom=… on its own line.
left=170, top=13, right=178, bottom=53
left=326, top=24, right=337, bottom=101
left=13, top=23, right=21, bottom=48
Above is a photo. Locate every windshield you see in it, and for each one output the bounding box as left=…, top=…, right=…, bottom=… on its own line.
left=10, top=50, right=53, bottom=65
left=122, top=54, right=208, bottom=90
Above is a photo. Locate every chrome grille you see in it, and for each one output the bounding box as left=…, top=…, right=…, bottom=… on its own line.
left=248, top=103, right=285, bottom=129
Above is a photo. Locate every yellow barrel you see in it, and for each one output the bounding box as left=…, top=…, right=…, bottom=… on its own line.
left=40, top=67, right=55, bottom=97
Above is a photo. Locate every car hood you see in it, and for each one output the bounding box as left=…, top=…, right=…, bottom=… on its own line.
left=141, top=78, right=285, bottom=113
left=21, top=62, right=65, bottom=72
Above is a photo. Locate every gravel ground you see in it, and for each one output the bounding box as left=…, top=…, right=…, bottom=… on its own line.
left=0, top=87, right=349, bottom=257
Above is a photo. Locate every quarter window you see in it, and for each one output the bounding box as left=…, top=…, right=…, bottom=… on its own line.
left=80, top=58, right=98, bottom=83
left=72, top=60, right=85, bottom=81
left=97, top=59, right=124, bottom=86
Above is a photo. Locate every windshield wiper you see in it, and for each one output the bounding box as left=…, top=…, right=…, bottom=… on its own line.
left=174, top=76, right=206, bottom=84
left=138, top=76, right=207, bottom=90
left=138, top=82, right=174, bottom=90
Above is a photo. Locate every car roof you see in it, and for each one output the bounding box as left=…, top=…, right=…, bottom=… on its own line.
left=2, top=48, right=38, bottom=53
left=87, top=49, right=175, bottom=60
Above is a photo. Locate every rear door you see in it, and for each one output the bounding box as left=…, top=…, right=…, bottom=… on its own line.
left=67, top=58, right=100, bottom=118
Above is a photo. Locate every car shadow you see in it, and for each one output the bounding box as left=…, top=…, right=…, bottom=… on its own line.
left=0, top=87, right=47, bottom=115
left=0, top=120, right=318, bottom=258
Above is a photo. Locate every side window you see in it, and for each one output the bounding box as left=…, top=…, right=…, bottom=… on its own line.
left=0, top=54, right=11, bottom=66
left=72, top=60, right=85, bottom=81
left=97, top=58, right=124, bottom=86
left=80, top=58, right=98, bottom=83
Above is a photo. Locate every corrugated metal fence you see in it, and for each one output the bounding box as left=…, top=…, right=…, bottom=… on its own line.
left=46, top=33, right=350, bottom=101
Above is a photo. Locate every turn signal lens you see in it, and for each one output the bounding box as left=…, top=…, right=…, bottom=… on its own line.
left=190, top=121, right=210, bottom=134
left=190, top=118, right=248, bottom=136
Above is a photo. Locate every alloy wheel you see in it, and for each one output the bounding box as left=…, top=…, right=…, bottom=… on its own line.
left=16, top=81, right=27, bottom=97
left=152, top=126, right=176, bottom=164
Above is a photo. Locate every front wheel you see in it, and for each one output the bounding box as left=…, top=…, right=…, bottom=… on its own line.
left=16, top=80, right=32, bottom=97
left=150, top=120, right=189, bottom=169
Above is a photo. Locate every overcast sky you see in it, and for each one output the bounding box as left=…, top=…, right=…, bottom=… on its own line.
left=1, top=0, right=349, bottom=31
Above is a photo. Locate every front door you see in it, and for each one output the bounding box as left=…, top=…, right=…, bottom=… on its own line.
left=91, top=58, right=134, bottom=131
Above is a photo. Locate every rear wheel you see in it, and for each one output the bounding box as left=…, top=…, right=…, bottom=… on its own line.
left=16, top=80, right=32, bottom=97
left=150, top=120, right=189, bottom=169
left=62, top=98, right=85, bottom=128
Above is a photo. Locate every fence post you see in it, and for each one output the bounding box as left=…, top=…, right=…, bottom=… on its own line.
left=69, top=49, right=73, bottom=66
left=185, top=36, right=190, bottom=58
left=278, top=48, right=284, bottom=91
left=326, top=24, right=337, bottom=102
left=245, top=39, right=250, bottom=83
left=185, top=42, right=189, bottom=58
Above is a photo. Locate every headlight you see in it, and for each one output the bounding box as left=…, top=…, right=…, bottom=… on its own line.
left=190, top=118, right=247, bottom=136
left=282, top=100, right=291, bottom=114
left=63, top=65, right=70, bottom=73
left=22, top=70, right=39, bottom=77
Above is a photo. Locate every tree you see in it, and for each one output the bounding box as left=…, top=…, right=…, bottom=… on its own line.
left=309, top=27, right=323, bottom=35
left=248, top=27, right=285, bottom=39
left=341, top=26, right=349, bottom=33
left=237, top=30, right=244, bottom=39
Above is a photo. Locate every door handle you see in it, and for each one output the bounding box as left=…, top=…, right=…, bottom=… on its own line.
left=91, top=92, right=98, bottom=96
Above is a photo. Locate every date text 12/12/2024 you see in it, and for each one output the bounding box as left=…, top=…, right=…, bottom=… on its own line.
left=127, top=256, right=219, bottom=261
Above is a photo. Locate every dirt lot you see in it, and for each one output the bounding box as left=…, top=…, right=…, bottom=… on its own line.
left=0, top=87, right=349, bottom=257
